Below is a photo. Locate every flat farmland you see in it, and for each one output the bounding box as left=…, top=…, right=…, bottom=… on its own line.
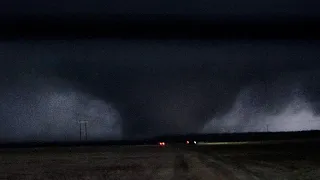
left=0, top=145, right=213, bottom=180
left=1, top=142, right=320, bottom=180
left=0, top=146, right=179, bottom=180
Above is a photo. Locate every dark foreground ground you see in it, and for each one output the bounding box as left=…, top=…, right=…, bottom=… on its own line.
left=1, top=141, right=320, bottom=180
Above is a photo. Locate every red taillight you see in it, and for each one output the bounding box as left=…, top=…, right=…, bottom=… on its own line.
left=159, top=142, right=166, bottom=146
left=186, top=141, right=190, bottom=144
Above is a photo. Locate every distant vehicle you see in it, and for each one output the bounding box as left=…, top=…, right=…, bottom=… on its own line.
left=159, top=142, right=166, bottom=147
left=186, top=140, right=197, bottom=145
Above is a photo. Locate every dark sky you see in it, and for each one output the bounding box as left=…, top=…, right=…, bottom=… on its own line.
left=1, top=1, right=320, bottom=141
left=0, top=40, right=320, bottom=141
left=0, top=0, right=319, bottom=16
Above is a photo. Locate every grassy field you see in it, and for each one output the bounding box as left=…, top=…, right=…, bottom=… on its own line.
left=1, top=142, right=320, bottom=180
left=0, top=146, right=177, bottom=180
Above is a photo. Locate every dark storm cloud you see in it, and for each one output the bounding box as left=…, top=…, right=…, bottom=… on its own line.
left=0, top=40, right=320, bottom=140
left=202, top=80, right=319, bottom=133
left=0, top=77, right=122, bottom=142
left=1, top=0, right=319, bottom=18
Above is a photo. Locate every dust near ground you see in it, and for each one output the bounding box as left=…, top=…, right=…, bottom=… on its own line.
left=0, top=144, right=320, bottom=180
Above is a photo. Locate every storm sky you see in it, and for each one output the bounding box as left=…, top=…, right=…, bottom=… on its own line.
left=0, top=40, right=320, bottom=141
left=1, top=0, right=320, bottom=141
left=1, top=0, right=319, bottom=16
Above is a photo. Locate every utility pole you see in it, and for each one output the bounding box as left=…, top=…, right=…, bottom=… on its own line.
left=78, top=120, right=88, bottom=141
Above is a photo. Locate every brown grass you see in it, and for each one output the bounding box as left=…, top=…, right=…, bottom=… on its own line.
left=0, top=147, right=176, bottom=180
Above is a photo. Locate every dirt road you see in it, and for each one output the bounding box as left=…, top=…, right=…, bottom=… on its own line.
left=194, top=150, right=320, bottom=180
left=170, top=154, right=190, bottom=180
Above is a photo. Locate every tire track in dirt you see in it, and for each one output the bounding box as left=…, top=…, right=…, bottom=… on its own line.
left=197, top=153, right=261, bottom=180
left=171, top=154, right=191, bottom=180
left=197, top=152, right=294, bottom=180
